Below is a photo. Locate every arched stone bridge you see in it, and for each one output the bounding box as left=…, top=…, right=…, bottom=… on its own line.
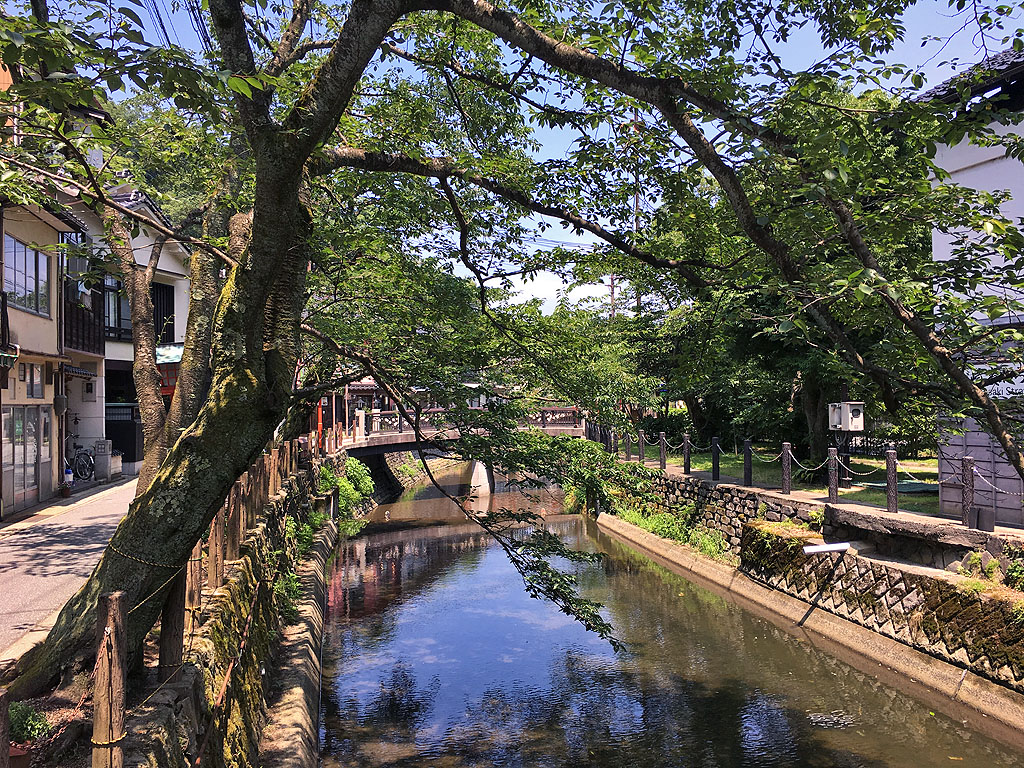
left=317, top=407, right=585, bottom=458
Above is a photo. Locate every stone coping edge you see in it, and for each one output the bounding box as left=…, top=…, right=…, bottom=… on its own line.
left=595, top=512, right=1024, bottom=752
left=258, top=517, right=339, bottom=768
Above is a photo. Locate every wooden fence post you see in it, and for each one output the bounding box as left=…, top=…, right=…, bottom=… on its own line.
left=157, top=572, right=186, bottom=684
left=625, top=434, right=632, bottom=461
left=828, top=447, right=839, bottom=504
left=225, top=482, right=241, bottom=561
left=683, top=433, right=690, bottom=475
left=886, top=449, right=898, bottom=515
left=186, top=540, right=202, bottom=634
left=782, top=442, right=792, bottom=495
left=208, top=507, right=224, bottom=589
left=92, top=591, right=127, bottom=768
left=962, top=456, right=976, bottom=528
left=0, top=687, right=9, bottom=768
left=638, top=433, right=645, bottom=464
left=743, top=439, right=752, bottom=487
left=659, top=432, right=666, bottom=470
left=711, top=437, right=720, bottom=481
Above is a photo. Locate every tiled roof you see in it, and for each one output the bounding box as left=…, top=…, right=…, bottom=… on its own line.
left=921, top=47, right=1024, bottom=103
left=108, top=188, right=173, bottom=228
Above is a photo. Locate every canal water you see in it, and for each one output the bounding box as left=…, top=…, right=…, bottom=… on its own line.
left=319, top=464, right=1024, bottom=767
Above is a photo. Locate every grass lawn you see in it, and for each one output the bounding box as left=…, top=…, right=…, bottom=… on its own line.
left=631, top=445, right=944, bottom=517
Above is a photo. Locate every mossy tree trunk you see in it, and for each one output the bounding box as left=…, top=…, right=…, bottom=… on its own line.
left=5, top=0, right=408, bottom=699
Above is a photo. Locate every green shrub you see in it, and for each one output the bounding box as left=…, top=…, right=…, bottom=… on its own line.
left=317, top=465, right=340, bottom=495
left=344, top=457, right=375, bottom=497
left=9, top=702, right=51, bottom=743
left=1006, top=559, right=1024, bottom=591
left=396, top=460, right=421, bottom=480
left=336, top=478, right=361, bottom=516
left=295, top=521, right=314, bottom=556
left=274, top=571, right=301, bottom=624
left=687, top=526, right=728, bottom=559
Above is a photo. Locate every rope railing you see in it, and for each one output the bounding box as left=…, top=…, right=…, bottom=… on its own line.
left=791, top=455, right=829, bottom=473
left=836, top=458, right=883, bottom=477
left=972, top=466, right=1024, bottom=497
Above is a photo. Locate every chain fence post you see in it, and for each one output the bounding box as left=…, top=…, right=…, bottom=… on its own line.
left=711, top=437, right=720, bottom=481
left=743, top=439, right=752, bottom=486
left=683, top=433, right=690, bottom=475
left=638, top=433, right=646, bottom=464
left=92, top=591, right=127, bottom=768
left=659, top=432, right=667, bottom=470
left=782, top=442, right=792, bottom=495
left=828, top=448, right=839, bottom=504
left=625, top=434, right=632, bottom=461
left=962, top=456, right=976, bottom=528
left=886, top=449, right=898, bottom=515
left=613, top=432, right=619, bottom=455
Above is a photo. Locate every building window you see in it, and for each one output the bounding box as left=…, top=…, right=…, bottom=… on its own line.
left=26, top=363, right=43, bottom=398
left=3, top=234, right=49, bottom=315
left=151, top=282, right=175, bottom=344
left=103, top=275, right=132, bottom=340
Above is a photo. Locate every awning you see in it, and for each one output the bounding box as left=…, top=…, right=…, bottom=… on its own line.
left=0, top=344, right=19, bottom=370
left=63, top=364, right=96, bottom=379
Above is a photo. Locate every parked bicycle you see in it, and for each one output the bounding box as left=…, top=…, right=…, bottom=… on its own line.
left=65, top=433, right=95, bottom=482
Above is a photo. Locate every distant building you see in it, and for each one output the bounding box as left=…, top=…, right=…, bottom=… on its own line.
left=926, top=49, right=1024, bottom=525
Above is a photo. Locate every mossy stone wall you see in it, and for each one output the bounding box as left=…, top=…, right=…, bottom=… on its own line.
left=740, top=520, right=1024, bottom=693
left=122, top=451, right=344, bottom=768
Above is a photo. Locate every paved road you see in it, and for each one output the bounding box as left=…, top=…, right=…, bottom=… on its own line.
left=0, top=479, right=137, bottom=654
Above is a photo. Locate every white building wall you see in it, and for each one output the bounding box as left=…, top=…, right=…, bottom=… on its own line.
left=935, top=121, right=1024, bottom=526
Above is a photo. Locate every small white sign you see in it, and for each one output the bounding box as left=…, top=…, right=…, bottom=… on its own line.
left=802, top=542, right=850, bottom=554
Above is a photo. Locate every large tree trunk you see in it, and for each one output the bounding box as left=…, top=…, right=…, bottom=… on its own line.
left=5, top=171, right=310, bottom=698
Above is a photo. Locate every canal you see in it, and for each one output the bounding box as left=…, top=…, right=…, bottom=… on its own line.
left=319, top=464, right=1024, bottom=767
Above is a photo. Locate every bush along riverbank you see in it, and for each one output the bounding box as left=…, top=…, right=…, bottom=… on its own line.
left=595, top=461, right=1024, bottom=742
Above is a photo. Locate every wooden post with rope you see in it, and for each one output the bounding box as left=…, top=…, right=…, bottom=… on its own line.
left=207, top=507, right=225, bottom=589
left=92, top=591, right=126, bottom=768
left=225, top=482, right=242, bottom=562
left=157, top=572, right=185, bottom=684
left=185, top=540, right=202, bottom=634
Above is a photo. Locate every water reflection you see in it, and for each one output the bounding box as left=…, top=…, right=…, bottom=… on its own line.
left=320, top=513, right=1024, bottom=767
left=365, top=463, right=564, bottom=529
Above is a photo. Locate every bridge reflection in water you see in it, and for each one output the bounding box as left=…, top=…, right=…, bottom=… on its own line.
left=319, top=480, right=1024, bottom=768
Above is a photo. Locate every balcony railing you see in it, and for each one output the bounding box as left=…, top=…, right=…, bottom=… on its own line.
left=64, top=283, right=105, bottom=356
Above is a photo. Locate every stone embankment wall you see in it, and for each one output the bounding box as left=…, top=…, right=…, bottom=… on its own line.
left=646, top=473, right=818, bottom=552
left=741, top=520, right=1024, bottom=694
left=644, top=472, right=1024, bottom=573
left=122, top=450, right=350, bottom=768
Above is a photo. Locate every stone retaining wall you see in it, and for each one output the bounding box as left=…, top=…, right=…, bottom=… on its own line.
left=740, top=520, right=1024, bottom=694
left=121, top=450, right=346, bottom=768
left=640, top=471, right=1024, bottom=572
left=643, top=474, right=818, bottom=554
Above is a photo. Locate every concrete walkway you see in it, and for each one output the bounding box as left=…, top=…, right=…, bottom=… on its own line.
left=0, top=478, right=137, bottom=660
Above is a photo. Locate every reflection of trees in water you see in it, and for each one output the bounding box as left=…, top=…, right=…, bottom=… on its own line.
left=321, top=517, right=1022, bottom=768
left=586, top=524, right=1022, bottom=765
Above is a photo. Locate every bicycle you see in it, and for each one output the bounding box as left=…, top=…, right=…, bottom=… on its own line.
left=65, top=433, right=95, bottom=482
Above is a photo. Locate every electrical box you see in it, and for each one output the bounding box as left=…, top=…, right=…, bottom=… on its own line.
left=829, top=402, right=865, bottom=432
left=828, top=403, right=843, bottom=431
left=843, top=401, right=865, bottom=432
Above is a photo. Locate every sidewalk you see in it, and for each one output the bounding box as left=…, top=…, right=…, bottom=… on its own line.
left=0, top=477, right=137, bottom=663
